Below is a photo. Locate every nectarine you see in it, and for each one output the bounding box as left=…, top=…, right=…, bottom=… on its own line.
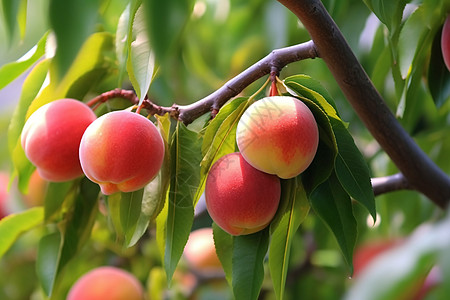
left=79, top=110, right=164, bottom=195
left=184, top=227, right=223, bottom=273
left=205, top=152, right=281, bottom=236
left=236, top=96, right=319, bottom=179
left=21, top=99, right=97, bottom=182
left=442, top=15, right=450, bottom=71
left=67, top=266, right=144, bottom=300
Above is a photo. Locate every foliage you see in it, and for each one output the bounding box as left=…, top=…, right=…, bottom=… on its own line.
left=0, top=0, right=449, bottom=299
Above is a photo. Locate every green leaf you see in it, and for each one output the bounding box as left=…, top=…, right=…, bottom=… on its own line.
left=48, top=0, right=100, bottom=79
left=164, top=122, right=202, bottom=282
left=36, top=231, right=61, bottom=296
left=298, top=97, right=337, bottom=195
left=0, top=207, right=44, bottom=258
left=37, top=178, right=99, bottom=297
left=232, top=229, right=270, bottom=300
left=363, top=0, right=407, bottom=33
left=1, top=0, right=20, bottom=41
left=194, top=97, right=249, bottom=205
left=44, top=181, right=75, bottom=221
left=332, top=120, right=376, bottom=220
left=0, top=31, right=47, bottom=90
left=17, top=0, right=27, bottom=39
left=115, top=0, right=142, bottom=86
left=7, top=58, right=50, bottom=160
left=213, top=223, right=233, bottom=284
left=269, top=178, right=310, bottom=300
left=26, top=32, right=114, bottom=118
left=120, top=189, right=145, bottom=246
left=126, top=5, right=156, bottom=105
left=428, top=25, right=450, bottom=108
left=142, top=0, right=194, bottom=63
left=310, top=173, right=357, bottom=273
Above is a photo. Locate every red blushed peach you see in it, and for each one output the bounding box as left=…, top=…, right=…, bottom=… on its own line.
left=79, top=110, right=164, bottom=195
left=0, top=172, right=10, bottom=220
left=236, top=96, right=319, bottom=179
left=22, top=170, right=48, bottom=208
left=205, top=152, right=281, bottom=236
left=184, top=227, right=223, bottom=273
left=67, top=266, right=144, bottom=300
left=442, top=15, right=450, bottom=71
left=21, top=99, right=97, bottom=182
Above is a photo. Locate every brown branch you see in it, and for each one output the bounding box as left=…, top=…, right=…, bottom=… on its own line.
left=277, top=0, right=450, bottom=208
left=372, top=173, right=413, bottom=196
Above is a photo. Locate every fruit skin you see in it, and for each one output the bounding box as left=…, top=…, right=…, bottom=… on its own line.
left=22, top=170, right=48, bottom=207
left=79, top=110, right=164, bottom=195
left=0, top=172, right=10, bottom=220
left=236, top=96, right=319, bottom=179
left=21, top=99, right=97, bottom=182
left=67, top=266, right=144, bottom=300
left=184, top=227, right=223, bottom=273
left=442, top=15, right=450, bottom=71
left=205, top=152, right=281, bottom=236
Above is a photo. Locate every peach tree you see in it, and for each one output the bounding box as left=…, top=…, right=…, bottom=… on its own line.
left=0, top=0, right=449, bottom=299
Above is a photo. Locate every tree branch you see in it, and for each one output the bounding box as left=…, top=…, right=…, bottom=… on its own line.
left=277, top=0, right=450, bottom=208
left=372, top=173, right=413, bottom=196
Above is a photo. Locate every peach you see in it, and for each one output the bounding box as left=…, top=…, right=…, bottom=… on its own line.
left=79, top=110, right=164, bottom=195
left=67, top=266, right=144, bottom=300
left=21, top=99, right=97, bottom=182
left=442, top=15, right=450, bottom=71
left=184, top=227, right=223, bottom=273
left=205, top=152, right=281, bottom=236
left=236, top=96, right=319, bottom=179
left=21, top=170, right=48, bottom=207
left=0, top=172, right=10, bottom=220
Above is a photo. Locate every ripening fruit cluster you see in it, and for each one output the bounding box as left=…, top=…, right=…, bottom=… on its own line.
left=21, top=99, right=165, bottom=195
left=205, top=96, right=319, bottom=236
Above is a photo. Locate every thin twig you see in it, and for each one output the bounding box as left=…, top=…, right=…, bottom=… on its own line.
left=372, top=173, right=413, bottom=196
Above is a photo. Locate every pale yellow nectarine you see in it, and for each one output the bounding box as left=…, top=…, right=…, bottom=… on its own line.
left=79, top=110, right=164, bottom=195
left=236, top=96, right=319, bottom=179
left=21, top=99, right=97, bottom=182
left=67, top=266, right=144, bottom=300
left=205, top=152, right=281, bottom=236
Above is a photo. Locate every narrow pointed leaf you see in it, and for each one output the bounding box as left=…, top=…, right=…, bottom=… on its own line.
left=120, top=189, right=145, bottom=246
left=310, top=173, right=357, bottom=273
left=213, top=223, right=233, bottom=284
left=232, top=229, right=270, bottom=300
left=164, top=122, right=202, bottom=282
left=126, top=5, right=156, bottom=106
left=269, top=178, right=310, bottom=300
left=36, top=231, right=61, bottom=296
left=0, top=32, right=47, bottom=90
left=0, top=207, right=44, bottom=258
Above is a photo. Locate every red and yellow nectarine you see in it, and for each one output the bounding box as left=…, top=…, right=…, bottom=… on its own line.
left=79, top=110, right=164, bottom=195
left=67, top=266, right=144, bottom=300
left=21, top=170, right=48, bottom=208
left=21, top=99, right=97, bottom=182
left=184, top=227, right=223, bottom=273
left=205, top=152, right=281, bottom=236
left=236, top=96, right=319, bottom=179
left=442, top=15, right=450, bottom=71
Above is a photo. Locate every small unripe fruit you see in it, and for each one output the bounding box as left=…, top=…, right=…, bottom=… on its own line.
left=21, top=99, right=97, bottom=182
left=205, top=152, right=281, bottom=236
left=79, top=110, right=164, bottom=195
left=236, top=96, right=319, bottom=179
left=184, top=227, right=223, bottom=273
left=442, top=15, right=450, bottom=71
left=67, top=266, right=144, bottom=300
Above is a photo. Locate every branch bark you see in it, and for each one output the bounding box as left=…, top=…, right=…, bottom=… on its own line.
left=372, top=173, right=413, bottom=196
left=277, top=0, right=450, bottom=208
